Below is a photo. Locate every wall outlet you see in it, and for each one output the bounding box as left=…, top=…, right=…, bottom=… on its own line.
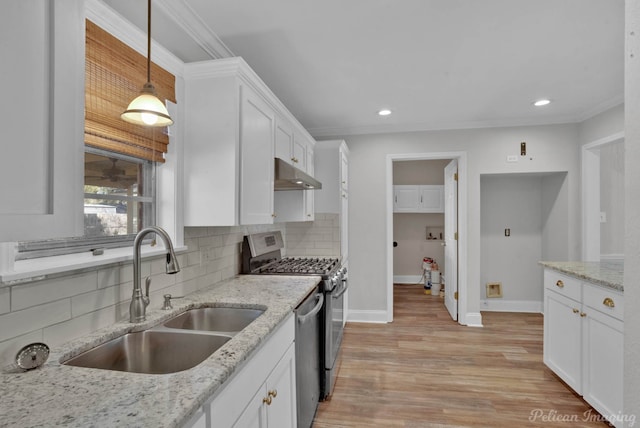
left=506, top=155, right=518, bottom=163
left=600, top=212, right=607, bottom=223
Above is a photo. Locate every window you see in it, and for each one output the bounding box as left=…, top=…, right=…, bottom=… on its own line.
left=84, top=148, right=155, bottom=238
left=16, top=20, right=175, bottom=260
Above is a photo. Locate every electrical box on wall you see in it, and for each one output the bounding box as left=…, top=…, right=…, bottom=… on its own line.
left=486, top=282, right=503, bottom=298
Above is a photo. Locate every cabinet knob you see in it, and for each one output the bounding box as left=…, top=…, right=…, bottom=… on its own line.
left=580, top=312, right=587, bottom=318
left=307, top=214, right=312, bottom=217
left=272, top=213, right=277, bottom=218
left=603, top=297, right=615, bottom=308
left=572, top=308, right=580, bottom=314
left=263, top=396, right=272, bottom=405
left=291, top=157, right=298, bottom=163
left=268, top=389, right=278, bottom=398
left=555, top=280, right=564, bottom=288
left=342, top=181, right=346, bottom=184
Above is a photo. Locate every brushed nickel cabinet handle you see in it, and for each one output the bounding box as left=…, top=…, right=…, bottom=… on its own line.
left=603, top=297, right=615, bottom=308
left=556, top=280, right=564, bottom=288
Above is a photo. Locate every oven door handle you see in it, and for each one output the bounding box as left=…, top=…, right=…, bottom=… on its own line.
left=297, top=293, right=324, bottom=325
left=332, top=279, right=349, bottom=299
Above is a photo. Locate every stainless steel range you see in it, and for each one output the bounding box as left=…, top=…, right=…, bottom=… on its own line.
left=241, top=231, right=347, bottom=426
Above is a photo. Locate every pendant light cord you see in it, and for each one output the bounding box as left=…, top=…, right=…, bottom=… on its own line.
left=146, top=0, right=151, bottom=83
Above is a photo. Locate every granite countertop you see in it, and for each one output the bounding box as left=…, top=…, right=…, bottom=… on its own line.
left=539, top=260, right=624, bottom=292
left=0, top=274, right=320, bottom=428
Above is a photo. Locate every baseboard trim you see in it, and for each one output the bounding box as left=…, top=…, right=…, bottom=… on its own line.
left=464, top=312, right=483, bottom=327
left=480, top=299, right=543, bottom=313
left=393, top=275, right=423, bottom=284
left=347, top=309, right=388, bottom=323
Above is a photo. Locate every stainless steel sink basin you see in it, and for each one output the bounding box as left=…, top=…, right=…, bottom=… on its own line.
left=163, top=307, right=265, bottom=334
left=63, top=330, right=230, bottom=374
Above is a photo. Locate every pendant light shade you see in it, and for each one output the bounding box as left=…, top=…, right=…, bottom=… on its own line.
left=121, top=0, right=173, bottom=127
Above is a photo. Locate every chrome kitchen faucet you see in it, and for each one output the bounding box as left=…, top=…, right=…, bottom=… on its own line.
left=130, top=226, right=180, bottom=323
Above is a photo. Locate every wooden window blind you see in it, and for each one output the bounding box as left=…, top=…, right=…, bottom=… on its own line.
left=85, top=20, right=176, bottom=163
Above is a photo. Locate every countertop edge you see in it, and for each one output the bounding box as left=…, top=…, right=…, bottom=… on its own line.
left=539, top=261, right=624, bottom=293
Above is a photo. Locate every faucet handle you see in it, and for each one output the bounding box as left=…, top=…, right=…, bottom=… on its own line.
left=162, top=293, right=184, bottom=310
left=143, top=277, right=152, bottom=307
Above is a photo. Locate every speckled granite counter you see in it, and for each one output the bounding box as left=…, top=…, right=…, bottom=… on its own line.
left=539, top=260, right=624, bottom=292
left=0, top=274, right=320, bottom=428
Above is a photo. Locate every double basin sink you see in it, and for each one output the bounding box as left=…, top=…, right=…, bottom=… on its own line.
left=63, top=307, right=265, bottom=375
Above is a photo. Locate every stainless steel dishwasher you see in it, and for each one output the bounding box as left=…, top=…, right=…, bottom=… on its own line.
left=295, top=285, right=324, bottom=428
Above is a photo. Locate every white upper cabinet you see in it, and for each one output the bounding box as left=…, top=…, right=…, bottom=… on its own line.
left=314, top=140, right=349, bottom=259
left=184, top=57, right=317, bottom=226
left=184, top=58, right=276, bottom=226
left=0, top=0, right=84, bottom=242
left=393, top=185, right=444, bottom=213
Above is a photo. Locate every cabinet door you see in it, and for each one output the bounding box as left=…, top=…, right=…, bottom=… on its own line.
left=233, top=386, right=267, bottom=428
left=292, top=135, right=306, bottom=171
left=240, top=86, right=275, bottom=225
left=265, top=345, right=297, bottom=428
left=544, top=290, right=582, bottom=393
left=420, top=186, right=444, bottom=212
left=582, top=309, right=623, bottom=426
left=304, top=145, right=315, bottom=220
left=275, top=118, right=294, bottom=164
left=393, top=186, right=420, bottom=212
left=340, top=149, right=348, bottom=193
left=0, top=0, right=84, bottom=241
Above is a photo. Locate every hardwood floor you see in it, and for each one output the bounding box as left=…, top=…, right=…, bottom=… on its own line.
left=313, top=284, right=608, bottom=427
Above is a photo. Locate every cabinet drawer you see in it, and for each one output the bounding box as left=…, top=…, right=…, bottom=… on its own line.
left=583, top=283, right=624, bottom=321
left=544, top=270, right=581, bottom=301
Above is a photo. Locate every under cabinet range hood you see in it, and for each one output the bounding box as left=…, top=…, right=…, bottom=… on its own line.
left=274, top=158, right=322, bottom=190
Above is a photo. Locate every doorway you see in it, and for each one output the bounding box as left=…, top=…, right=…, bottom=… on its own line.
left=385, top=151, right=468, bottom=324
left=582, top=132, right=625, bottom=261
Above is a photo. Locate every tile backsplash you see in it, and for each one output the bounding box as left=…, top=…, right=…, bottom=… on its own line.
left=0, top=224, right=283, bottom=367
left=284, top=213, right=340, bottom=257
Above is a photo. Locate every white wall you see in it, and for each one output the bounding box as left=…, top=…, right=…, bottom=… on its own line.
left=336, top=123, right=581, bottom=324
left=578, top=104, right=624, bottom=145
left=480, top=173, right=567, bottom=312
left=624, top=0, right=640, bottom=421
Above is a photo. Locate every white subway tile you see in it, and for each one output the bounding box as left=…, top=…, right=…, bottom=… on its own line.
left=71, top=286, right=118, bottom=317
left=12, top=272, right=97, bottom=311
left=0, top=300, right=70, bottom=342
left=44, top=306, right=117, bottom=347
left=97, top=266, right=121, bottom=289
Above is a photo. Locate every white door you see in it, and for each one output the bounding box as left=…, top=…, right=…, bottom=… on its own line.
left=444, top=160, right=458, bottom=321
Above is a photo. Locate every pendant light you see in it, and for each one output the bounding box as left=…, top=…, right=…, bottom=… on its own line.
left=121, top=0, right=173, bottom=127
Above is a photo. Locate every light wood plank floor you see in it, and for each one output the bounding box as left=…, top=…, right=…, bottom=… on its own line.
left=313, top=284, right=608, bottom=427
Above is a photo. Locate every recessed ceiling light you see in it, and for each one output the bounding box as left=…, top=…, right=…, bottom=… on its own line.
left=533, top=99, right=551, bottom=107
left=378, top=109, right=392, bottom=116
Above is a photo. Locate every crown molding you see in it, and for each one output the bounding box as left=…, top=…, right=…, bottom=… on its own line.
left=155, top=0, right=234, bottom=60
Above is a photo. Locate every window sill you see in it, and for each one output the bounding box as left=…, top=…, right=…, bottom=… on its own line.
left=0, top=244, right=188, bottom=286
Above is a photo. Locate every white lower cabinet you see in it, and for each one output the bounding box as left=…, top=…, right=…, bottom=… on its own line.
left=543, top=270, right=623, bottom=427
left=205, top=314, right=296, bottom=428
left=234, top=345, right=296, bottom=428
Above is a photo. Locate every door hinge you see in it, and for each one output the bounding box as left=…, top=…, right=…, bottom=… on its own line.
left=454, top=291, right=458, bottom=300
left=454, top=172, right=458, bottom=181
left=454, top=232, right=458, bottom=240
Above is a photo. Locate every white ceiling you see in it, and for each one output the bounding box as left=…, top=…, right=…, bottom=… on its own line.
left=103, top=0, right=624, bottom=138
